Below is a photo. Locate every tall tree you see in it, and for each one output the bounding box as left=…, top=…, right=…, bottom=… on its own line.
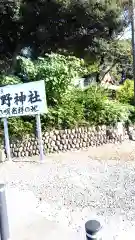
left=0, top=0, right=127, bottom=73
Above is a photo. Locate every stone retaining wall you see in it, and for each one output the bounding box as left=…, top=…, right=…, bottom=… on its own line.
left=2, top=123, right=129, bottom=158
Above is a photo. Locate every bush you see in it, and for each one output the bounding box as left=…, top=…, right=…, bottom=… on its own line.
left=0, top=75, right=21, bottom=86
left=42, top=85, right=129, bottom=130
left=8, top=117, right=34, bottom=138
left=0, top=85, right=130, bottom=139
left=84, top=85, right=129, bottom=125
left=84, top=85, right=108, bottom=125
left=15, top=53, right=89, bottom=106
left=0, top=57, right=132, bottom=139
left=57, top=89, right=86, bottom=129
left=103, top=101, right=130, bottom=125
left=116, top=79, right=134, bottom=104
left=126, top=105, right=135, bottom=124
left=42, top=89, right=86, bottom=129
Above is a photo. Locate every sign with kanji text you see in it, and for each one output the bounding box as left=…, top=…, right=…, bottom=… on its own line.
left=0, top=80, right=47, bottom=118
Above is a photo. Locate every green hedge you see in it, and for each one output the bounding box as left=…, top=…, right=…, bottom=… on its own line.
left=0, top=55, right=133, bottom=138
left=116, top=79, right=134, bottom=104
left=0, top=86, right=131, bottom=139
left=84, top=86, right=129, bottom=125
left=42, top=86, right=130, bottom=130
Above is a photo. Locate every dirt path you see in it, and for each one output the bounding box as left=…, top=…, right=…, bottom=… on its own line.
left=85, top=140, right=135, bottom=161
left=1, top=140, right=135, bottom=240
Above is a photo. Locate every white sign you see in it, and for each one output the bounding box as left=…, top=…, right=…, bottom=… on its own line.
left=0, top=80, right=47, bottom=118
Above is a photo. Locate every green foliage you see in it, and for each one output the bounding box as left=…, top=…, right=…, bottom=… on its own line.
left=115, top=40, right=132, bottom=80
left=0, top=0, right=126, bottom=72
left=86, top=62, right=99, bottom=74
left=16, top=53, right=89, bottom=106
left=57, top=89, right=86, bottom=129
left=84, top=85, right=129, bottom=125
left=8, top=117, right=34, bottom=138
left=0, top=52, right=133, bottom=139
left=0, top=75, right=21, bottom=86
left=103, top=101, right=130, bottom=125
left=16, top=56, right=37, bottom=80
left=100, top=39, right=132, bottom=83
left=116, top=79, right=134, bottom=104
left=42, top=89, right=86, bottom=129
left=0, top=82, right=131, bottom=139
left=36, top=54, right=88, bottom=106
left=41, top=85, right=130, bottom=130
left=111, top=66, right=121, bottom=83
left=84, top=85, right=108, bottom=123
left=122, top=104, right=135, bottom=125
left=126, top=105, right=135, bottom=124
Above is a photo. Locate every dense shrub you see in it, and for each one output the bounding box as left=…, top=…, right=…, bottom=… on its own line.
left=42, top=86, right=130, bottom=129
left=126, top=105, right=135, bottom=124
left=0, top=55, right=133, bottom=139
left=0, top=54, right=90, bottom=137
left=84, top=85, right=107, bottom=125
left=0, top=75, right=21, bottom=86
left=84, top=85, right=129, bottom=125
left=103, top=101, right=130, bottom=125
left=0, top=84, right=130, bottom=138
left=116, top=79, right=134, bottom=104
left=8, top=117, right=34, bottom=138
left=42, top=89, right=86, bottom=129
left=15, top=54, right=89, bottom=106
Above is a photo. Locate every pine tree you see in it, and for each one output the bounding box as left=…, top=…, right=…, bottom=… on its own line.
left=0, top=0, right=127, bottom=72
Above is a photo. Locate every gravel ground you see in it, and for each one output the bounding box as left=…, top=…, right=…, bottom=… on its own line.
left=1, top=140, right=135, bottom=239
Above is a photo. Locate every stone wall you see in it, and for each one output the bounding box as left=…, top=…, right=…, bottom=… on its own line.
left=2, top=123, right=129, bottom=158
